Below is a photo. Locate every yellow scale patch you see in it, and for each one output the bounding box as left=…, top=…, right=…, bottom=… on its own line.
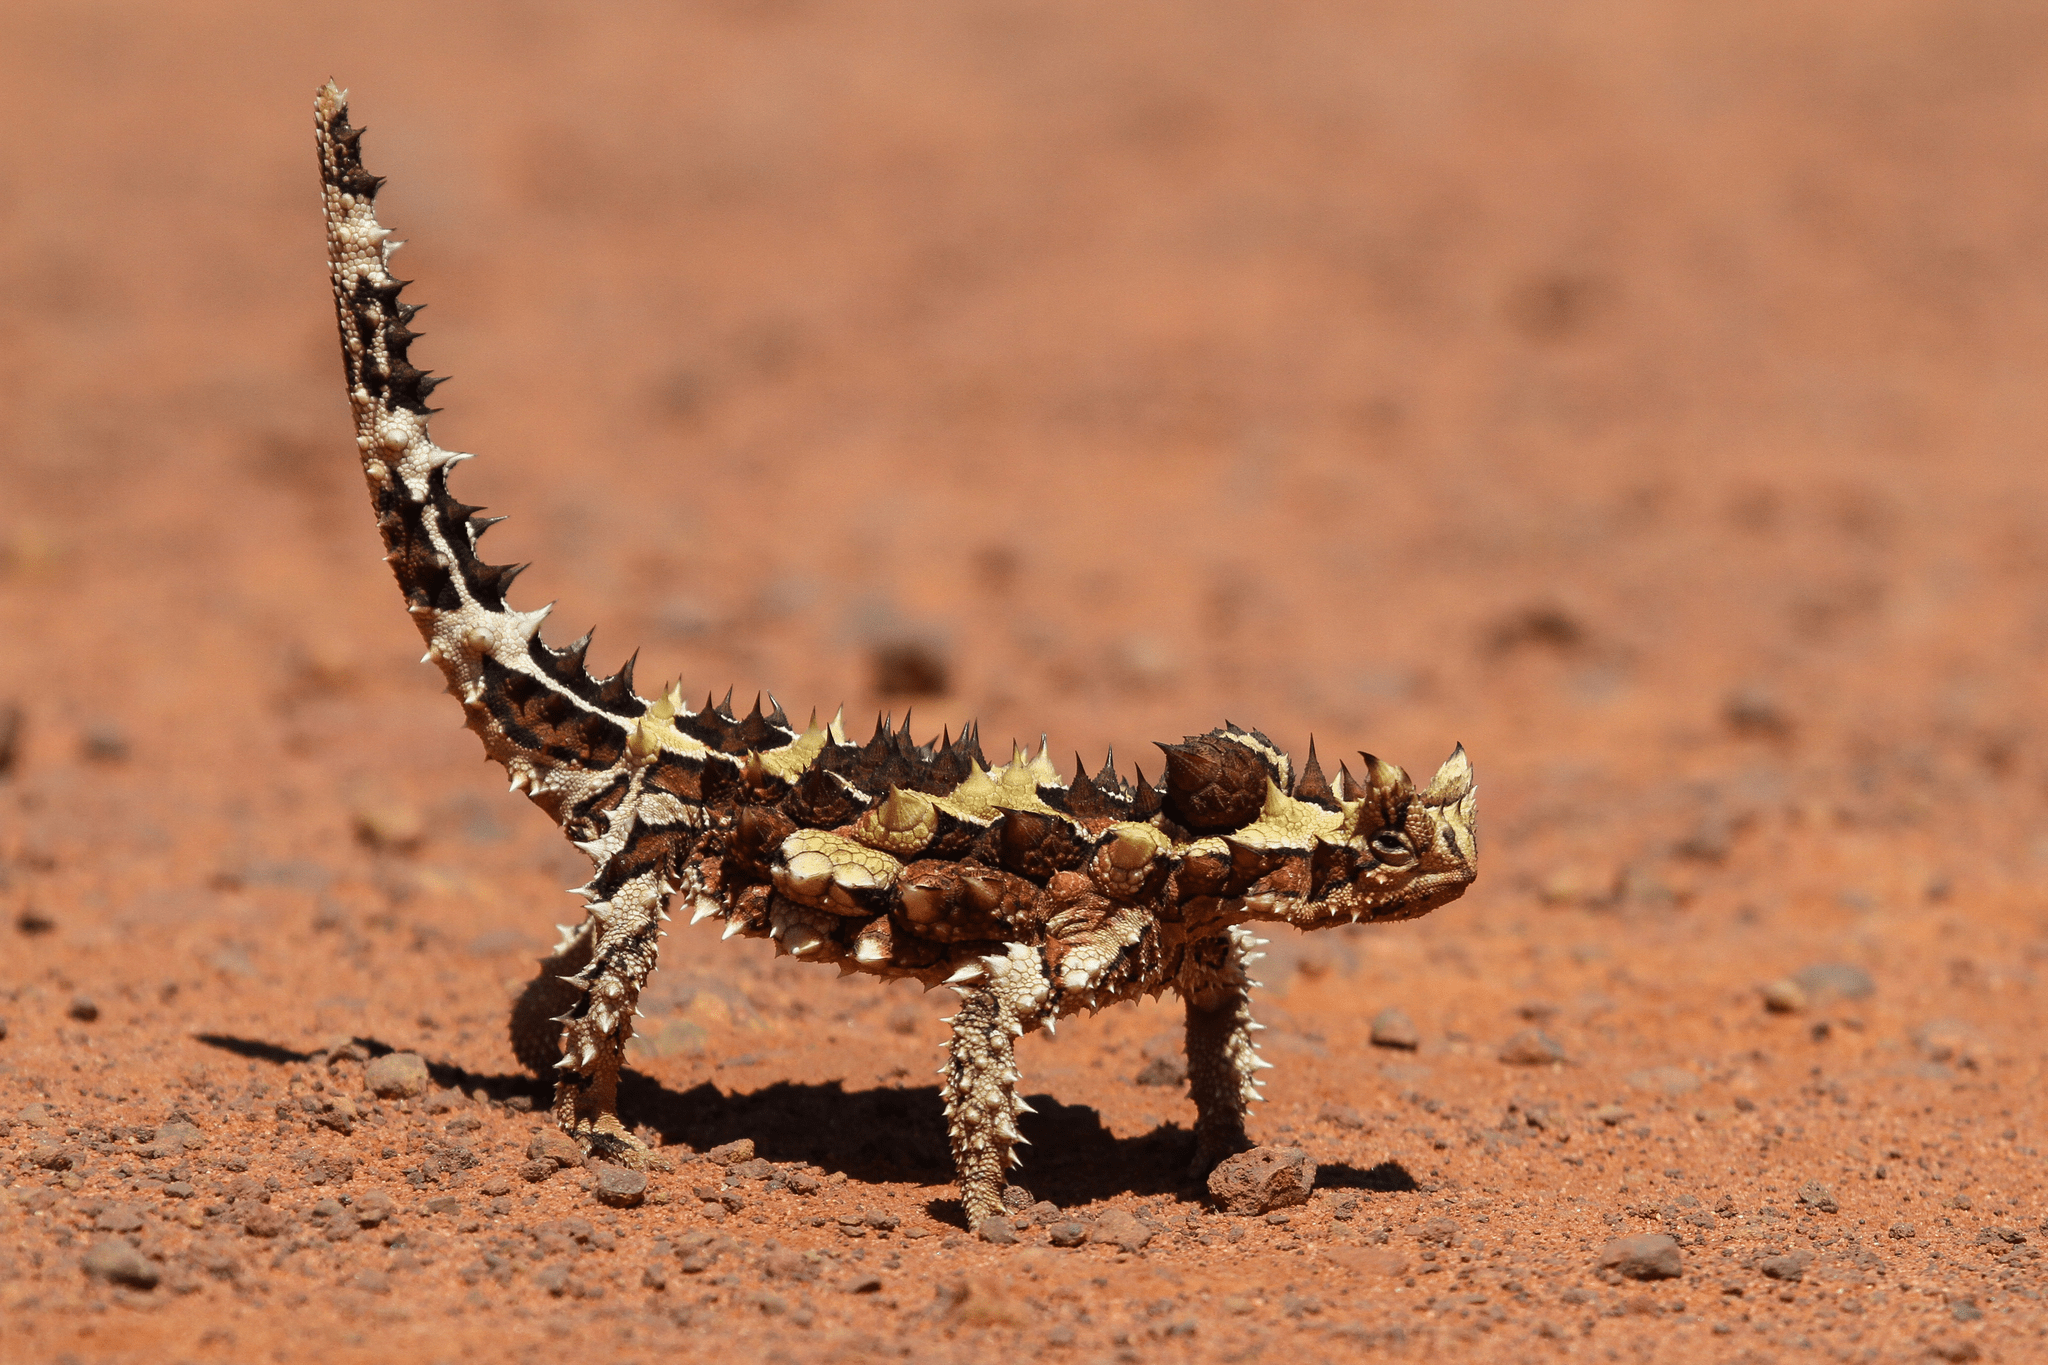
left=1182, top=780, right=1360, bottom=856
left=624, top=680, right=837, bottom=777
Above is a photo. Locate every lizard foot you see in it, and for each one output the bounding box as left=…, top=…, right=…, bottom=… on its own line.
left=574, top=1116, right=676, bottom=1173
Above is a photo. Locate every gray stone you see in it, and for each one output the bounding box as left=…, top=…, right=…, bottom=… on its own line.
left=364, top=1051, right=430, bottom=1099
left=1370, top=1008, right=1420, bottom=1050
left=975, top=1215, right=1018, bottom=1245
left=1597, top=1233, right=1682, bottom=1281
left=1047, top=1222, right=1088, bottom=1248
left=1498, top=1029, right=1566, bottom=1066
left=81, top=1240, right=158, bottom=1289
left=1208, top=1146, right=1316, bottom=1215
left=704, top=1139, right=755, bottom=1165
left=594, top=1165, right=647, bottom=1208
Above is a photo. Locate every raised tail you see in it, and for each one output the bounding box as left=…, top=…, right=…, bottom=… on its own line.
left=315, top=82, right=646, bottom=835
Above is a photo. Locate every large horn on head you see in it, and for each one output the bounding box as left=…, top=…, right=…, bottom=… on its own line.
left=1422, top=743, right=1473, bottom=804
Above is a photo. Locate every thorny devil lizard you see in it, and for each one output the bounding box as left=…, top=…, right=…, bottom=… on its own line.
left=313, top=83, right=1478, bottom=1227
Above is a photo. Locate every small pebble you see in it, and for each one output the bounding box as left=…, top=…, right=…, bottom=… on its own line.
left=1208, top=1146, right=1316, bottom=1216
left=975, top=1215, right=1019, bottom=1245
left=594, top=1165, right=648, bottom=1208
left=1086, top=1208, right=1156, bottom=1253
left=81, top=1240, right=158, bottom=1289
left=94, top=1204, right=145, bottom=1233
left=1370, top=1008, right=1420, bottom=1050
left=1796, top=1181, right=1839, bottom=1214
left=364, top=1052, right=430, bottom=1099
left=1758, top=1251, right=1812, bottom=1282
left=1047, top=1222, right=1088, bottom=1248
left=67, top=996, right=98, bottom=1023
left=1889, top=1222, right=1917, bottom=1240
left=704, top=1139, right=755, bottom=1166
left=1794, top=962, right=1875, bottom=1002
left=1597, top=1233, right=1683, bottom=1281
left=1498, top=1028, right=1566, bottom=1066
left=1760, top=979, right=1806, bottom=1013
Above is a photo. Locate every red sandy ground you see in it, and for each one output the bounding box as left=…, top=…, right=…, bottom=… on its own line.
left=4, top=1, right=2048, bottom=1361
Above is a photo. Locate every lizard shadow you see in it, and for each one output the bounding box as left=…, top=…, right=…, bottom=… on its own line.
left=195, top=1036, right=1406, bottom=1221
left=619, top=1073, right=1202, bottom=1215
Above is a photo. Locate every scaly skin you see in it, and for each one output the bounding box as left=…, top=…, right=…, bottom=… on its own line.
left=314, top=83, right=1478, bottom=1225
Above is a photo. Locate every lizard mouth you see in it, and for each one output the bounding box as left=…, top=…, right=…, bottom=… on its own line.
left=1355, top=868, right=1477, bottom=923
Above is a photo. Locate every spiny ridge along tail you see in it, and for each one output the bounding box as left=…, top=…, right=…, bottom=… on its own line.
left=315, top=82, right=648, bottom=823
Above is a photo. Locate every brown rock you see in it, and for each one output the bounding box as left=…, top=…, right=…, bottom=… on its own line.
left=1087, top=1208, right=1156, bottom=1252
left=1498, top=1028, right=1566, bottom=1066
left=240, top=1204, right=292, bottom=1238
left=1597, top=1233, right=1682, bottom=1281
left=593, top=1165, right=647, bottom=1207
left=364, top=1052, right=430, bottom=1099
left=704, top=1139, right=756, bottom=1166
left=975, top=1215, right=1019, bottom=1245
left=1207, top=1146, right=1316, bottom=1216
left=81, top=1240, right=158, bottom=1289
left=353, top=1190, right=396, bottom=1227
left=1370, top=1008, right=1420, bottom=1050
left=526, top=1128, right=585, bottom=1168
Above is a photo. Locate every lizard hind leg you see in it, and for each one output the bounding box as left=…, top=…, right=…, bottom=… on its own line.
left=547, top=882, right=673, bottom=1170
left=509, top=920, right=595, bottom=1078
left=941, top=943, right=1052, bottom=1228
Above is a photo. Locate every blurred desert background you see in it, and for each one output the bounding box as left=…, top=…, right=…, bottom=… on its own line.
left=4, top=2, right=2048, bottom=1361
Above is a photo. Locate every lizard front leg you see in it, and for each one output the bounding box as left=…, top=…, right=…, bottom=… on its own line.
left=942, top=943, right=1052, bottom=1228
left=550, top=883, right=670, bottom=1168
left=1180, top=925, right=1271, bottom=1177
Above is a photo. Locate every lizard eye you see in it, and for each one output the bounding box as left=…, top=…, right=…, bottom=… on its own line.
left=1369, top=829, right=1415, bottom=866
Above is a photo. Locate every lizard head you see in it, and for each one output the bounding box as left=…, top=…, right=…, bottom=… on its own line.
left=1345, top=744, right=1477, bottom=921
left=1247, top=745, right=1476, bottom=930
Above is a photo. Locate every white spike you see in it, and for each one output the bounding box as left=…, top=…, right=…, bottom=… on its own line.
left=1014, top=1098, right=1036, bottom=1114
left=946, top=963, right=987, bottom=985
left=1043, top=1017, right=1056, bottom=1035
left=950, top=986, right=974, bottom=998
left=1250, top=1057, right=1275, bottom=1070
left=558, top=975, right=590, bottom=992
left=690, top=902, right=720, bottom=925
left=721, top=919, right=747, bottom=940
